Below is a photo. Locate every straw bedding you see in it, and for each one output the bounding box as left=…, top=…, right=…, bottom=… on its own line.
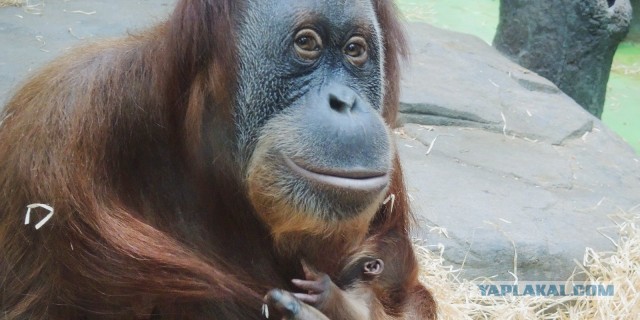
left=416, top=213, right=640, bottom=319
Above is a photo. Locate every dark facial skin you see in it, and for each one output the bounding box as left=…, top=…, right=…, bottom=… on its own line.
left=241, top=0, right=392, bottom=228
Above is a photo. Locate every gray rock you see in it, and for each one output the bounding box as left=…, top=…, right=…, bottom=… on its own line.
left=0, top=0, right=175, bottom=107
left=493, top=0, right=633, bottom=118
left=399, top=23, right=594, bottom=146
left=399, top=23, right=640, bottom=281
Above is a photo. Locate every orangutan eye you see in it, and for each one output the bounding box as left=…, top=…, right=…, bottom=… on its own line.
left=294, top=29, right=322, bottom=60
left=344, top=36, right=368, bottom=66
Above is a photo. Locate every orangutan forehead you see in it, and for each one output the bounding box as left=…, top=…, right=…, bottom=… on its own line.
left=263, top=0, right=379, bottom=29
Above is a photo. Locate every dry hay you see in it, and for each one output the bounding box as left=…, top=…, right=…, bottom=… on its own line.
left=416, top=212, right=640, bottom=319
left=0, top=0, right=44, bottom=15
left=0, top=0, right=25, bottom=8
left=612, top=62, right=640, bottom=76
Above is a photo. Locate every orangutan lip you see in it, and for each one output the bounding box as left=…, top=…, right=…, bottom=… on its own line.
left=283, top=155, right=389, bottom=191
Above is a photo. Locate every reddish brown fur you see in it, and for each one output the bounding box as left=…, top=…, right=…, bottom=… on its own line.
left=0, top=0, right=436, bottom=319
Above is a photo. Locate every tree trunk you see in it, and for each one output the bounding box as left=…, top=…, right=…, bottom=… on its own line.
left=630, top=0, right=639, bottom=41
left=493, top=0, right=632, bottom=118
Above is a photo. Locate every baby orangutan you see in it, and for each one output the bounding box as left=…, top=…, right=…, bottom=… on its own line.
left=265, top=257, right=385, bottom=320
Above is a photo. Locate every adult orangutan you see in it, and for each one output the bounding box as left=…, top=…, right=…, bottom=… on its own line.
left=0, top=0, right=436, bottom=319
